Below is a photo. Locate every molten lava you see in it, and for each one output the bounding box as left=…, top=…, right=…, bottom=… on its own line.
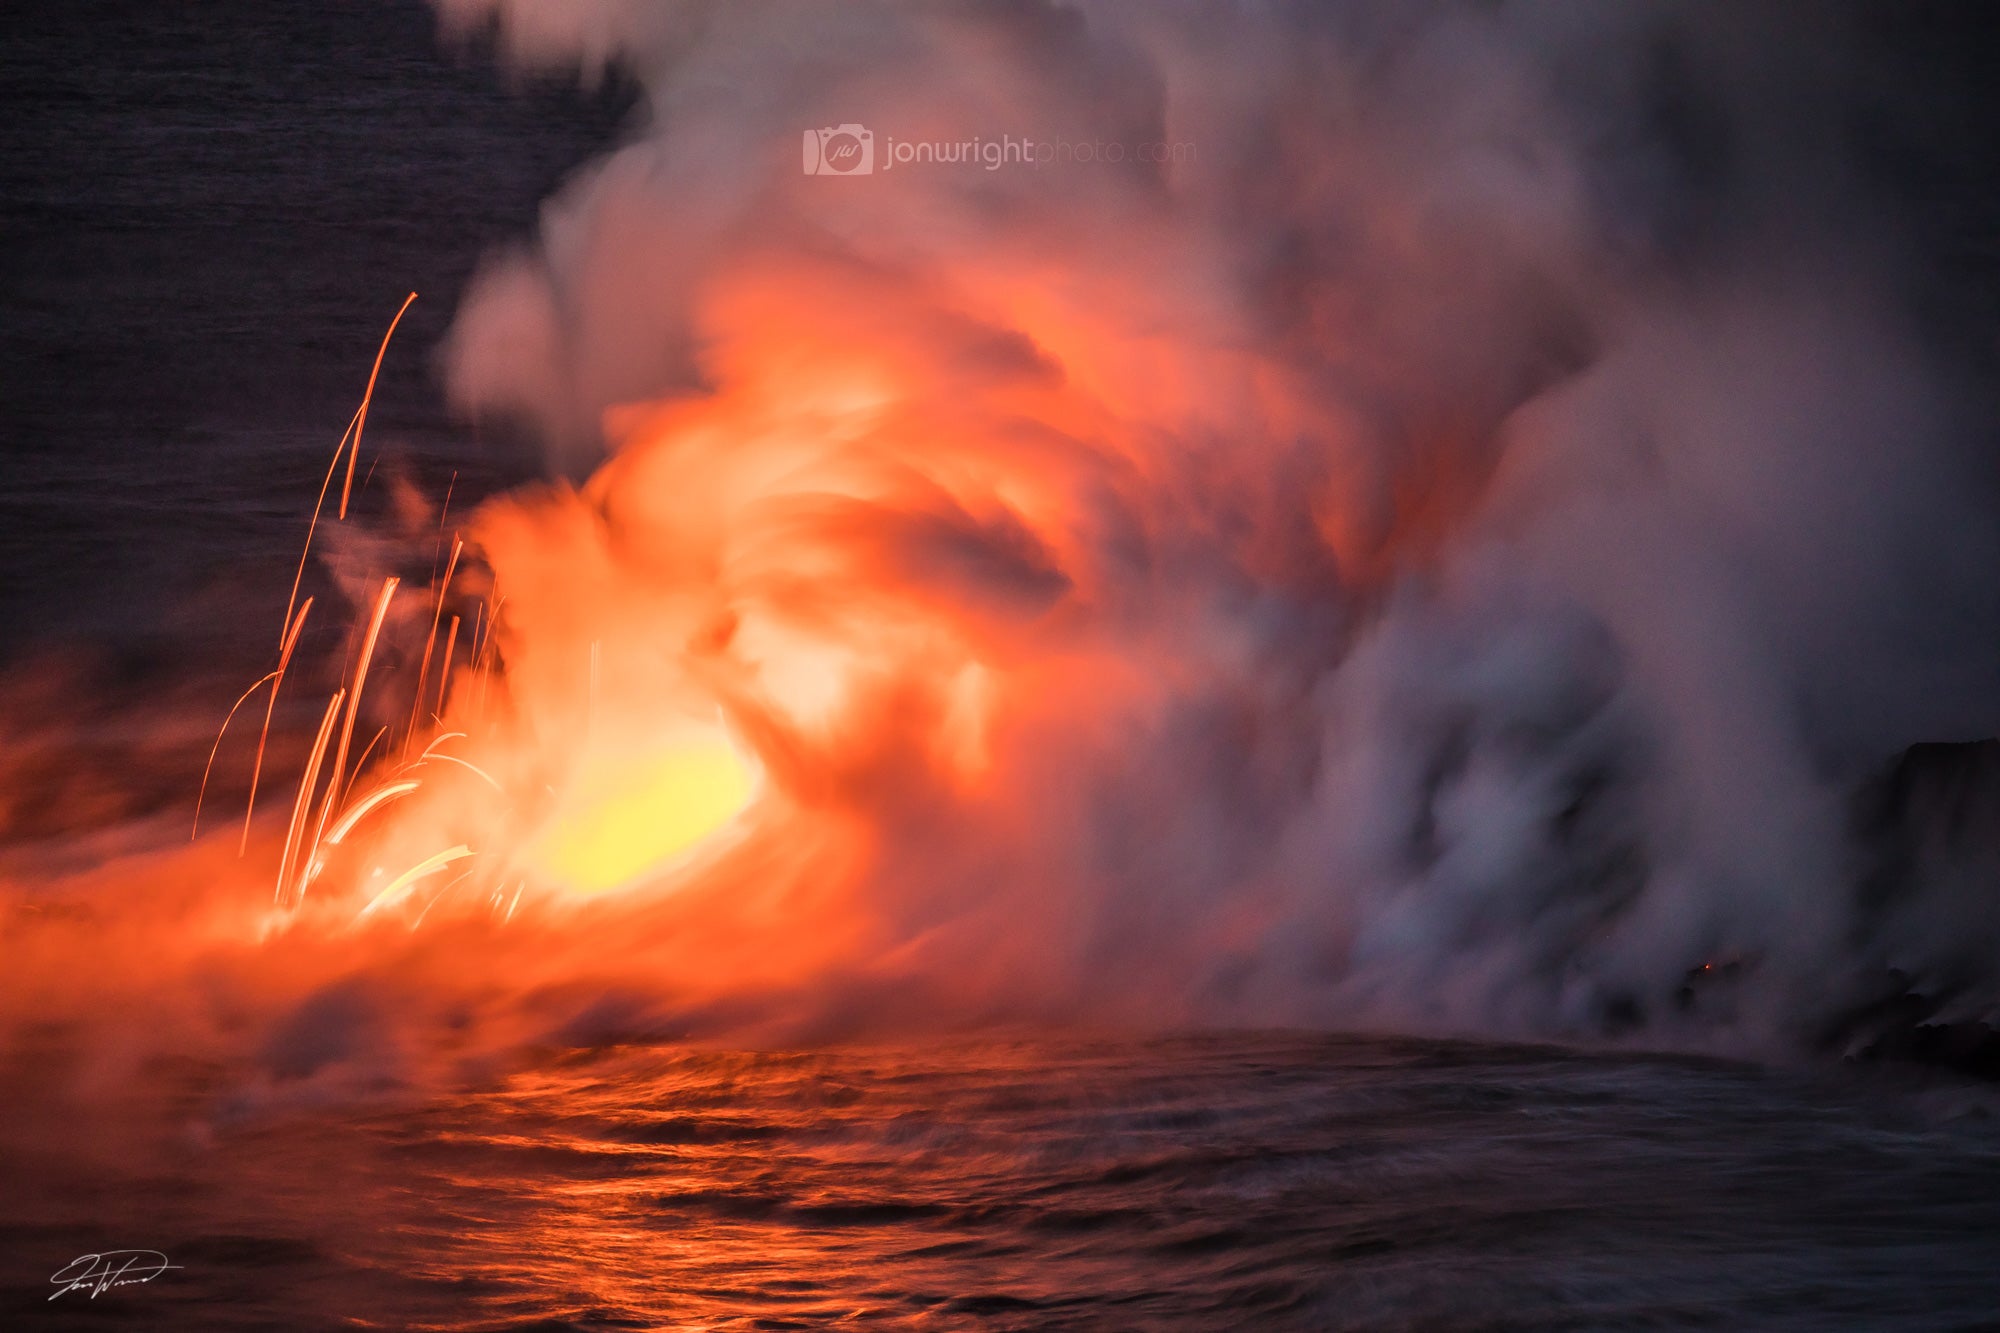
left=527, top=728, right=756, bottom=895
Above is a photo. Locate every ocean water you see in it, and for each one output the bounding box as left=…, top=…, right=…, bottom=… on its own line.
left=8, top=6, right=2000, bottom=1330
left=0, top=0, right=629, bottom=668
left=8, top=1033, right=2000, bottom=1331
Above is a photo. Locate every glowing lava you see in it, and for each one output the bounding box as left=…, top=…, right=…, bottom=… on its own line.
left=527, top=728, right=757, bottom=895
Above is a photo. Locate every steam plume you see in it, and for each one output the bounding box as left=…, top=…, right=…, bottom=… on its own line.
left=242, top=2, right=2000, bottom=1051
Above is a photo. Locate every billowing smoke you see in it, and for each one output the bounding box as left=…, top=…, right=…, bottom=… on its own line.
left=19, top=1, right=2000, bottom=1089
left=387, top=0, right=2000, bottom=1055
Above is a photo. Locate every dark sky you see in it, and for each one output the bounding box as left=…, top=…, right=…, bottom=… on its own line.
left=0, top=0, right=1996, bottom=676
left=0, top=0, right=634, bottom=666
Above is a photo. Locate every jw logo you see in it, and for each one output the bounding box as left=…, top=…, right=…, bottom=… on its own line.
left=802, top=124, right=874, bottom=175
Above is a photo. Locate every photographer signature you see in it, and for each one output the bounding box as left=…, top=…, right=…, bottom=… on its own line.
left=49, top=1250, right=180, bottom=1301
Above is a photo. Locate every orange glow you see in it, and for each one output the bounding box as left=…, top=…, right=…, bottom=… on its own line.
left=121, top=173, right=1492, bottom=1033
left=528, top=729, right=756, bottom=895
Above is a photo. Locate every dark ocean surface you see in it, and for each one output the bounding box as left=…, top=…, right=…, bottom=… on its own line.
left=6, top=5, right=2000, bottom=1330
left=8, top=1034, right=2000, bottom=1331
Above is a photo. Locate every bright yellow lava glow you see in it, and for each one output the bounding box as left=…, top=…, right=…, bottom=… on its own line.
left=532, top=735, right=755, bottom=895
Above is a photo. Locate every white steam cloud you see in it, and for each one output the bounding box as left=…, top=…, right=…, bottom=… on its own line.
left=423, top=0, right=2000, bottom=1052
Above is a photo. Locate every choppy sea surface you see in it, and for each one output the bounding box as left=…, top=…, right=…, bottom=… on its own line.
left=6, top=1033, right=2000, bottom=1330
